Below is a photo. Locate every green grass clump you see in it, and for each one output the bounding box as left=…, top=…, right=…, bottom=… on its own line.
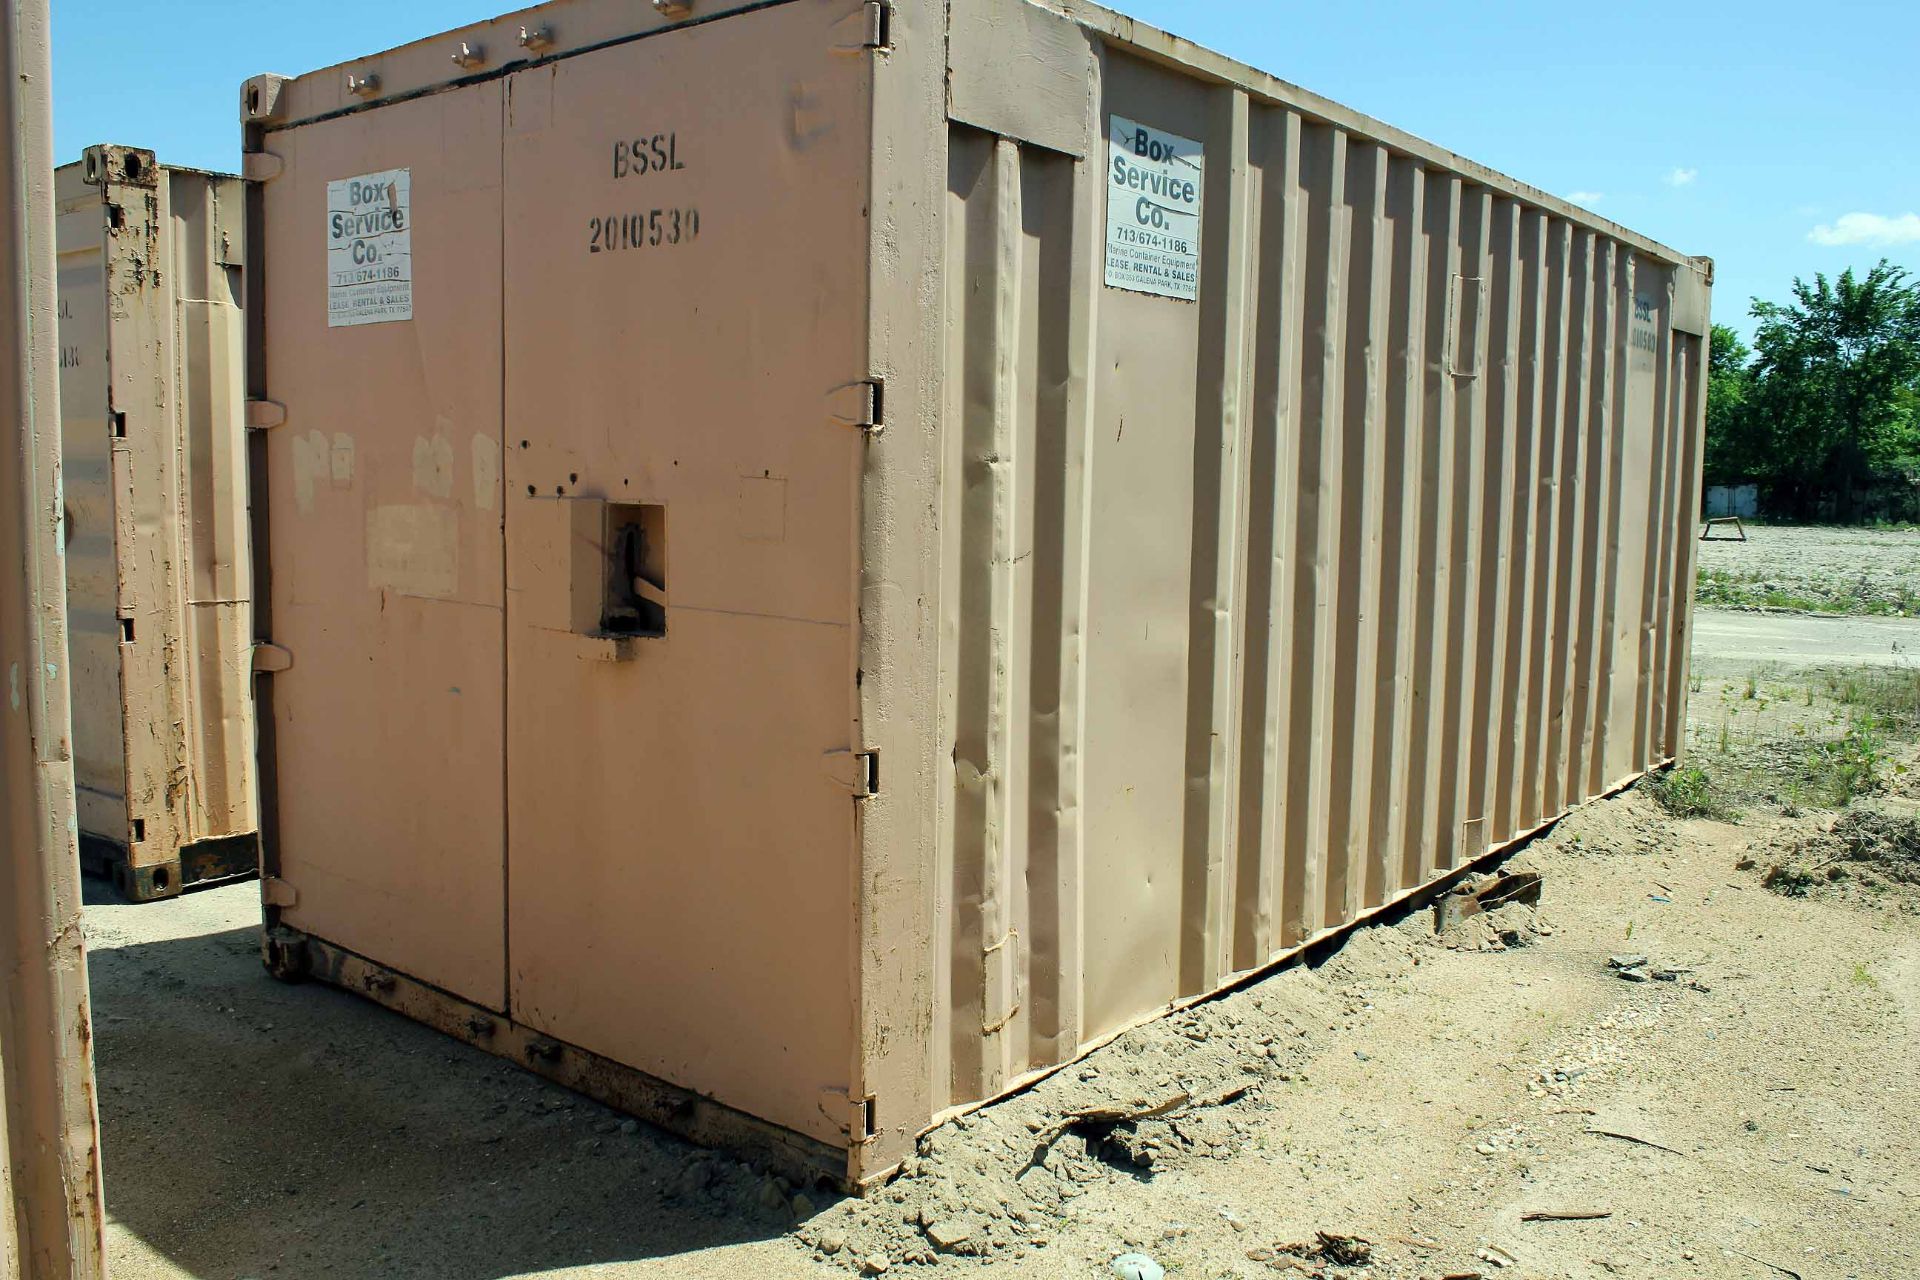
left=1806, top=717, right=1889, bottom=807
left=1649, top=765, right=1738, bottom=820
left=1820, top=667, right=1920, bottom=734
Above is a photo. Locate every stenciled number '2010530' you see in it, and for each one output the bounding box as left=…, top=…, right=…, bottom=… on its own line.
left=588, top=208, right=701, bottom=253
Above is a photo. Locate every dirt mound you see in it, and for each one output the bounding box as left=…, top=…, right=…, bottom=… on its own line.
left=795, top=929, right=1428, bottom=1272
left=1548, top=789, right=1674, bottom=857
left=1755, top=806, right=1920, bottom=909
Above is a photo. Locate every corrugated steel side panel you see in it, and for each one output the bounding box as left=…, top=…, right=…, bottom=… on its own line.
left=869, top=1, right=1709, bottom=1159
left=52, top=151, right=253, bottom=893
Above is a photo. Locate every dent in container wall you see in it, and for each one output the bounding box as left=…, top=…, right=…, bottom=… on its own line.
left=242, top=0, right=1711, bottom=1191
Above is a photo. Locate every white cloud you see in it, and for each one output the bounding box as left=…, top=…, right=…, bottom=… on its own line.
left=1807, top=212, right=1920, bottom=247
left=1566, top=190, right=1604, bottom=206
left=1665, top=167, right=1698, bottom=187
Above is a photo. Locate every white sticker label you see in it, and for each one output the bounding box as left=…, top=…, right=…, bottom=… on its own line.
left=327, top=168, right=413, bottom=327
left=1105, top=116, right=1204, bottom=301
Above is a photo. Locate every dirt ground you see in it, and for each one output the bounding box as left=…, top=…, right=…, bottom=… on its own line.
left=85, top=544, right=1920, bottom=1279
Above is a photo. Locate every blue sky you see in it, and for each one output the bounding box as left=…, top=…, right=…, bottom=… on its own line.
left=50, top=0, right=1919, bottom=341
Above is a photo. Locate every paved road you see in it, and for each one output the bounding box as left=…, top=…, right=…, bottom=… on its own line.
left=1692, top=606, right=1920, bottom=677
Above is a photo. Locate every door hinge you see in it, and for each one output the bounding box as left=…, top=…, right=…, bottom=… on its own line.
left=827, top=379, right=884, bottom=436
left=262, top=876, right=299, bottom=908
left=242, top=151, right=284, bottom=183
left=832, top=1, right=890, bottom=52
left=818, top=1088, right=879, bottom=1142
left=823, top=749, right=880, bottom=797
left=246, top=399, right=286, bottom=429
left=252, top=643, right=293, bottom=673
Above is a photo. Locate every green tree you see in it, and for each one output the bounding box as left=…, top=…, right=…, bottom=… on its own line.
left=1747, top=260, right=1920, bottom=519
left=1703, top=322, right=1757, bottom=484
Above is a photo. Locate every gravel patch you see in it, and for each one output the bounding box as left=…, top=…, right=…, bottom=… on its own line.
left=1697, top=524, right=1920, bottom=615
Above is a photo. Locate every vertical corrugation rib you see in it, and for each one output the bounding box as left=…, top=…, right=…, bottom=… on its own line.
left=1644, top=301, right=1681, bottom=765
left=1367, top=156, right=1421, bottom=906
left=1401, top=170, right=1455, bottom=891
left=1664, top=336, right=1705, bottom=756
left=1635, top=266, right=1676, bottom=771
left=1325, top=141, right=1388, bottom=924
left=1590, top=248, right=1633, bottom=792
left=1017, top=145, right=1077, bottom=1072
left=1435, top=182, right=1483, bottom=872
left=1474, top=199, right=1521, bottom=845
left=1003, top=146, right=1038, bottom=1084
left=1187, top=87, right=1255, bottom=991
left=1658, top=319, right=1695, bottom=762
left=1522, top=222, right=1570, bottom=829
left=941, top=131, right=1025, bottom=1100
left=1545, top=230, right=1595, bottom=816
left=1051, top=72, right=1106, bottom=1068
left=1279, top=122, right=1346, bottom=946
left=1495, top=210, right=1546, bottom=840
left=940, top=129, right=988, bottom=1104
left=1235, top=107, right=1301, bottom=968
left=1570, top=240, right=1619, bottom=803
left=978, top=137, right=1022, bottom=1094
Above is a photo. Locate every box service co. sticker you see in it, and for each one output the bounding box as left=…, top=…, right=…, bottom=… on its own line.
left=327, top=168, right=413, bottom=328
left=1105, top=116, right=1204, bottom=301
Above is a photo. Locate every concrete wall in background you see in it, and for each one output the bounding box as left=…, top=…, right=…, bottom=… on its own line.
left=1705, top=484, right=1759, bottom=519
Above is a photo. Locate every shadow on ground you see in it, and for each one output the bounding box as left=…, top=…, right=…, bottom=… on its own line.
left=84, top=879, right=802, bottom=1279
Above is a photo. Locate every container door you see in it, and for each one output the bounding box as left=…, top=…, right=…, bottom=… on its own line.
left=259, top=86, right=508, bottom=1009
left=499, top=3, right=870, bottom=1146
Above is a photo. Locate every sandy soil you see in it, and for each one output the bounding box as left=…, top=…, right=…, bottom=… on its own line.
left=85, top=606, right=1920, bottom=1280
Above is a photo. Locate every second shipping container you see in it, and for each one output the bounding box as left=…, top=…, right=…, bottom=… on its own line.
left=56, top=146, right=256, bottom=900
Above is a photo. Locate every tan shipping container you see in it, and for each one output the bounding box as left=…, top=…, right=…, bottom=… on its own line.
left=243, top=0, right=1711, bottom=1188
left=55, top=147, right=256, bottom=901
